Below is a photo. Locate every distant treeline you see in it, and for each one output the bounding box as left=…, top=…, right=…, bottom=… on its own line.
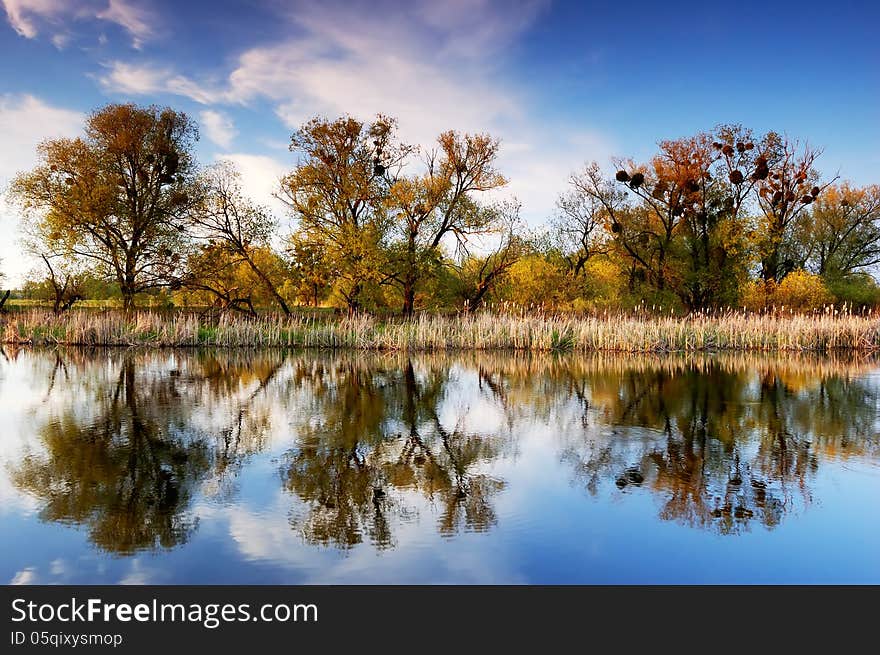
left=3, top=103, right=879, bottom=316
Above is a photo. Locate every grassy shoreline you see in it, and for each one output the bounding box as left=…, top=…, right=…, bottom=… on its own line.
left=3, top=309, right=880, bottom=352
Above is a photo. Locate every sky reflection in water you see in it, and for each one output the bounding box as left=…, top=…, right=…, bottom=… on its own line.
left=1, top=347, right=879, bottom=584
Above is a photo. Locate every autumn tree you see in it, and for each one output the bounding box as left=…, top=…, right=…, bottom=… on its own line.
left=498, top=254, right=571, bottom=309
left=753, top=135, right=834, bottom=283
left=11, top=103, right=199, bottom=310
left=182, top=243, right=289, bottom=315
left=450, top=201, right=527, bottom=311
left=573, top=126, right=772, bottom=309
left=796, top=183, right=880, bottom=278
left=279, top=115, right=410, bottom=313
left=552, top=162, right=612, bottom=276
left=188, top=161, right=291, bottom=314
left=386, top=131, right=507, bottom=315
left=288, top=231, right=332, bottom=307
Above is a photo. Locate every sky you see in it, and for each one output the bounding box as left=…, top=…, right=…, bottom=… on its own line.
left=0, top=0, right=877, bottom=285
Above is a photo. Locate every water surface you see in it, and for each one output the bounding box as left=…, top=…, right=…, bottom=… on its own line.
left=1, top=347, right=879, bottom=583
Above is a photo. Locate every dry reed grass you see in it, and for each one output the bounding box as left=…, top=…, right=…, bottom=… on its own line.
left=3, top=309, right=880, bottom=352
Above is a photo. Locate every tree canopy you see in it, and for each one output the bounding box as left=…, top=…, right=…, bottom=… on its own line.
left=12, top=103, right=200, bottom=310
left=7, top=103, right=880, bottom=314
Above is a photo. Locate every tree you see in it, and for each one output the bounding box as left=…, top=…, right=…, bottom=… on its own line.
left=279, top=115, right=409, bottom=313
left=11, top=103, right=199, bottom=310
left=797, top=183, right=880, bottom=278
left=753, top=135, right=834, bottom=283
left=288, top=231, right=332, bottom=307
left=189, top=161, right=291, bottom=315
left=386, top=131, right=507, bottom=315
left=451, top=201, right=526, bottom=312
left=501, top=254, right=574, bottom=309
left=182, top=243, right=260, bottom=315
left=553, top=162, right=611, bottom=276
left=39, top=254, right=84, bottom=313
left=573, top=126, right=770, bottom=309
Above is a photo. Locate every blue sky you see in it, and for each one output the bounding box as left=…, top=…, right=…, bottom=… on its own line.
left=0, top=0, right=878, bottom=284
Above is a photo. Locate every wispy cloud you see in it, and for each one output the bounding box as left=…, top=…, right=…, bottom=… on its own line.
left=98, top=0, right=545, bottom=140
left=97, top=60, right=168, bottom=95
left=200, top=109, right=237, bottom=148
left=98, top=61, right=222, bottom=103
left=96, top=0, right=154, bottom=49
left=2, top=0, right=55, bottom=38
left=93, top=0, right=613, bottom=220
left=1, top=0, right=158, bottom=49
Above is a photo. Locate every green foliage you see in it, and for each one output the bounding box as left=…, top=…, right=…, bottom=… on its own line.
left=824, top=272, right=880, bottom=309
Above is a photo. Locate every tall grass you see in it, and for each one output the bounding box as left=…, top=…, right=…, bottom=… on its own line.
left=3, top=308, right=880, bottom=351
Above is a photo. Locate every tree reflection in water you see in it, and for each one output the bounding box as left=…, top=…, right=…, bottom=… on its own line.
left=282, top=358, right=505, bottom=549
left=556, top=354, right=880, bottom=533
left=12, top=355, right=210, bottom=553
left=9, top=349, right=285, bottom=553
left=6, top=348, right=879, bottom=554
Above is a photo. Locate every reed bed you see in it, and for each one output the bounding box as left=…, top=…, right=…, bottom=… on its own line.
left=3, top=309, right=880, bottom=352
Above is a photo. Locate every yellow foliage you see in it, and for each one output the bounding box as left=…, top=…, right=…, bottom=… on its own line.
left=743, top=271, right=832, bottom=312
left=505, top=256, right=569, bottom=308
left=577, top=258, right=627, bottom=311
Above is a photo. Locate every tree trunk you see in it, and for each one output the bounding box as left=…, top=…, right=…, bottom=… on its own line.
left=347, top=282, right=362, bottom=316
left=120, top=265, right=137, bottom=311
left=0, top=289, right=9, bottom=312
left=466, top=283, right=490, bottom=312
left=402, top=281, right=415, bottom=317
left=762, top=251, right=779, bottom=283
left=122, top=289, right=136, bottom=312
left=402, top=235, right=418, bottom=317
left=245, top=258, right=291, bottom=316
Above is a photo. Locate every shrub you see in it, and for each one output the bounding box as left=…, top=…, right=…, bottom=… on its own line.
left=774, top=271, right=832, bottom=312
left=503, top=256, right=572, bottom=309
left=741, top=279, right=771, bottom=312
left=825, top=272, right=880, bottom=310
left=743, top=272, right=833, bottom=313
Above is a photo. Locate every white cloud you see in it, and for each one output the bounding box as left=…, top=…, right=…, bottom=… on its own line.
left=216, top=153, right=290, bottom=219
left=0, top=94, right=84, bottom=287
left=96, top=0, right=154, bottom=49
left=97, top=60, right=168, bottom=95
left=1, top=0, right=157, bottom=49
left=1, top=0, right=52, bottom=38
left=92, top=0, right=615, bottom=225
left=216, top=0, right=540, bottom=144
left=10, top=567, right=36, bottom=585
left=200, top=109, right=237, bottom=149
left=98, top=61, right=222, bottom=104
left=97, top=0, right=543, bottom=141
left=50, top=30, right=70, bottom=49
